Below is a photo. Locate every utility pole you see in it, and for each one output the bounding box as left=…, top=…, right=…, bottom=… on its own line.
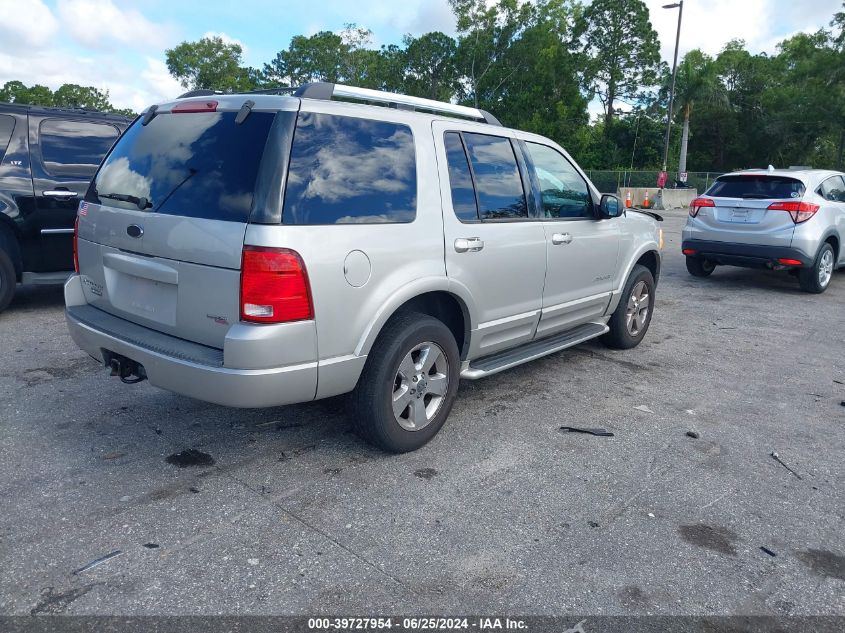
left=660, top=0, right=684, bottom=187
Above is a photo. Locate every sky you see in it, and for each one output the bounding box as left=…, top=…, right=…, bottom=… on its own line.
left=1, top=0, right=842, bottom=113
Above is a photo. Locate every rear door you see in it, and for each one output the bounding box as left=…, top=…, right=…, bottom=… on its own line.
left=30, top=116, right=120, bottom=271
left=696, top=174, right=803, bottom=246
left=433, top=122, right=546, bottom=358
left=76, top=102, right=288, bottom=349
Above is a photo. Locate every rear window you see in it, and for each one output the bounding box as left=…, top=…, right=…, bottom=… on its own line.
left=444, top=132, right=479, bottom=222
left=40, top=119, right=119, bottom=178
left=462, top=133, right=527, bottom=220
left=0, top=115, right=14, bottom=161
left=88, top=111, right=274, bottom=222
left=706, top=175, right=805, bottom=199
left=283, top=112, right=417, bottom=225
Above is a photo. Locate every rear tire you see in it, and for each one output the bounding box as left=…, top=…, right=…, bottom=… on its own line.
left=351, top=311, right=460, bottom=453
left=0, top=247, right=16, bottom=314
left=686, top=256, right=715, bottom=278
left=602, top=264, right=655, bottom=350
left=798, top=242, right=835, bottom=294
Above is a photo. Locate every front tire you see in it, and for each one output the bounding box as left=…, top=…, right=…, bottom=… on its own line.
left=798, top=242, right=835, bottom=294
left=686, top=256, right=715, bottom=278
left=351, top=311, right=460, bottom=453
left=602, top=264, right=655, bottom=350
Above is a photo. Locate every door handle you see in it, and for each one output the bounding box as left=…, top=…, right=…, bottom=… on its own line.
left=552, top=232, right=572, bottom=245
left=454, top=237, right=484, bottom=253
left=43, top=190, right=78, bottom=198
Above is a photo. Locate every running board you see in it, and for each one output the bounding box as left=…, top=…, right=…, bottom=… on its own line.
left=461, top=322, right=609, bottom=380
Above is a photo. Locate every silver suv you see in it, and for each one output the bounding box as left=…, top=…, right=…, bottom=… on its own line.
left=65, top=83, right=663, bottom=452
left=682, top=169, right=844, bottom=293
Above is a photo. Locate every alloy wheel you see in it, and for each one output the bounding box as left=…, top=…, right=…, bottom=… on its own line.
left=625, top=280, right=650, bottom=337
left=392, top=341, right=449, bottom=431
left=818, top=249, right=834, bottom=288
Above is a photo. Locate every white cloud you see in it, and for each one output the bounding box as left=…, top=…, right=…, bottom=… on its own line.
left=56, top=0, right=178, bottom=51
left=644, top=0, right=841, bottom=62
left=0, top=48, right=182, bottom=112
left=0, top=0, right=59, bottom=49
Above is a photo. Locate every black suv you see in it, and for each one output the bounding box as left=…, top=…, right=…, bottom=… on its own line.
left=0, top=103, right=131, bottom=312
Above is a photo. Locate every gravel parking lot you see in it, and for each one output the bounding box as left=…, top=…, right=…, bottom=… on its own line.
left=1, top=210, right=843, bottom=616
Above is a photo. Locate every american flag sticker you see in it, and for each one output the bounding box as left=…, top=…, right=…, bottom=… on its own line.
left=79, top=201, right=89, bottom=216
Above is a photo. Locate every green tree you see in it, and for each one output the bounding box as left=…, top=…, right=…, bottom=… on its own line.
left=450, top=0, right=535, bottom=110
left=401, top=32, right=459, bottom=101
left=498, top=0, right=588, bottom=150
left=52, top=84, right=112, bottom=110
left=669, top=50, right=728, bottom=176
left=166, top=36, right=256, bottom=91
left=263, top=31, right=347, bottom=85
left=579, top=0, right=661, bottom=129
left=0, top=81, right=34, bottom=103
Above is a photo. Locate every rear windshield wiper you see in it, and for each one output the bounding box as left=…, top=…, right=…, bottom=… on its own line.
left=99, top=192, right=151, bottom=210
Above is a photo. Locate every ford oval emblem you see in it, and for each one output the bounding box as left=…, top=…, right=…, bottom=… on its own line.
left=127, top=224, right=143, bottom=238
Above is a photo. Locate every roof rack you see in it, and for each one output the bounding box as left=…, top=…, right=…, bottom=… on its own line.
left=176, top=83, right=502, bottom=125
left=309, top=83, right=501, bottom=125
left=242, top=82, right=501, bottom=125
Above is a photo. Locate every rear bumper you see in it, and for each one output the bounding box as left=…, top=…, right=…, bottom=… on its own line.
left=681, top=239, right=813, bottom=269
left=64, top=276, right=318, bottom=408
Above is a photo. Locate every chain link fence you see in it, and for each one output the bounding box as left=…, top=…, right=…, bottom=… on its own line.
left=584, top=170, right=724, bottom=194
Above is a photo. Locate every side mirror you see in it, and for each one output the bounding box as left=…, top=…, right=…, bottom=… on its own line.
left=599, top=194, right=623, bottom=219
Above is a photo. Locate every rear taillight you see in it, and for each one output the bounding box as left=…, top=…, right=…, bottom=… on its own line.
left=172, top=100, right=218, bottom=113
left=73, top=215, right=79, bottom=273
left=766, top=200, right=819, bottom=224
left=240, top=246, right=313, bottom=323
left=689, top=197, right=715, bottom=217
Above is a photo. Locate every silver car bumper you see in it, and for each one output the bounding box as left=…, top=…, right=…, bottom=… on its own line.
left=64, top=276, right=318, bottom=408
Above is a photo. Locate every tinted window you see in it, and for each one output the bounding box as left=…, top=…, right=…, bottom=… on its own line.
left=283, top=112, right=416, bottom=224
left=88, top=111, right=274, bottom=222
left=818, top=175, right=845, bottom=202
left=40, top=119, right=119, bottom=178
left=707, top=175, right=805, bottom=199
left=462, top=133, right=527, bottom=220
left=0, top=115, right=14, bottom=161
left=525, top=142, right=592, bottom=219
left=444, top=132, right=478, bottom=222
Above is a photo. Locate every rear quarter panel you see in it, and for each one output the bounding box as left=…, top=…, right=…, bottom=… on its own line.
left=243, top=101, right=446, bottom=369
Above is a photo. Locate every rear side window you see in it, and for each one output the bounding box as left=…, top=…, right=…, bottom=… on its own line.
left=283, top=112, right=417, bottom=225
left=817, top=175, right=845, bottom=202
left=40, top=119, right=119, bottom=178
left=88, top=111, right=274, bottom=222
left=706, top=175, right=805, bottom=199
left=444, top=132, right=479, bottom=222
left=462, top=133, right=527, bottom=220
left=0, top=115, right=14, bottom=161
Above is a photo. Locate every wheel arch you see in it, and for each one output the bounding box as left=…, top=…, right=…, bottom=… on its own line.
left=616, top=244, right=661, bottom=292
left=355, top=278, right=476, bottom=361
left=822, top=231, right=840, bottom=263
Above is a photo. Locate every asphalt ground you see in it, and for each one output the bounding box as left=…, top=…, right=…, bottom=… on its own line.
left=0, top=210, right=843, bottom=616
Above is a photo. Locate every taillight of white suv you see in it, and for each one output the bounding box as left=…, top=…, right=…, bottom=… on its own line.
left=766, top=200, right=820, bottom=223
left=240, top=246, right=313, bottom=323
left=688, top=197, right=714, bottom=217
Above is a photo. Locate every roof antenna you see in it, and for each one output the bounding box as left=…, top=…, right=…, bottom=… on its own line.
left=767, top=164, right=775, bottom=172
